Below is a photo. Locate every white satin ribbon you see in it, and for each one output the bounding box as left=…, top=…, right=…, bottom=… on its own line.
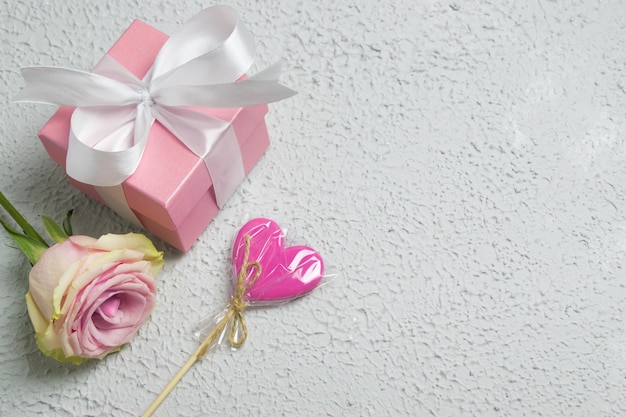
left=15, top=5, right=295, bottom=210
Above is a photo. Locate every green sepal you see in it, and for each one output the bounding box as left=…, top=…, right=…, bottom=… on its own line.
left=33, top=337, right=87, bottom=365
left=41, top=215, right=68, bottom=243
left=0, top=190, right=47, bottom=246
left=34, top=336, right=122, bottom=365
left=0, top=219, right=48, bottom=265
left=62, top=209, right=74, bottom=236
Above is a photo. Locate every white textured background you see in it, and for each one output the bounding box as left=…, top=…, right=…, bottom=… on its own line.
left=1, top=0, right=625, bottom=416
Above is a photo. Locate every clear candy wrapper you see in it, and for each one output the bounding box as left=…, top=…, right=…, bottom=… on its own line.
left=143, top=218, right=329, bottom=416
left=193, top=217, right=327, bottom=349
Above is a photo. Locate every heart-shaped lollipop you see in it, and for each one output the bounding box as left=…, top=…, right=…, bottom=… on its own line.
left=143, top=218, right=324, bottom=417
left=232, top=218, right=324, bottom=303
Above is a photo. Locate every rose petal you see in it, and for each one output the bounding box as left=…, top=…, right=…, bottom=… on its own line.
left=62, top=262, right=156, bottom=358
left=58, top=249, right=147, bottom=319
left=98, top=296, right=121, bottom=318
left=90, top=292, right=150, bottom=344
left=28, top=238, right=91, bottom=320
left=28, top=233, right=162, bottom=361
left=25, top=292, right=48, bottom=334
left=91, top=233, right=164, bottom=276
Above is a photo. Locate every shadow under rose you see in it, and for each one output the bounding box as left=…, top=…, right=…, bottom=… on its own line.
left=25, top=347, right=101, bottom=378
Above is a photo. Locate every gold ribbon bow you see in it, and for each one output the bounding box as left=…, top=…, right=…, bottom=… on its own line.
left=199, top=233, right=261, bottom=354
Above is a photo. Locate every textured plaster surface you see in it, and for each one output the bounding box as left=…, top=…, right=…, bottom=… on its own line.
left=0, top=0, right=625, bottom=416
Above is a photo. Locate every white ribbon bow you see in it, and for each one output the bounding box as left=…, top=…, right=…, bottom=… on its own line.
left=15, top=5, right=295, bottom=208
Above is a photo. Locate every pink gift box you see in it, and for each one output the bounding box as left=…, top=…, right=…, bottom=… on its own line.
left=38, top=19, right=270, bottom=252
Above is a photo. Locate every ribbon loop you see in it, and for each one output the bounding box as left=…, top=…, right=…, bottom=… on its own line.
left=150, top=5, right=254, bottom=82
left=15, top=5, right=295, bottom=209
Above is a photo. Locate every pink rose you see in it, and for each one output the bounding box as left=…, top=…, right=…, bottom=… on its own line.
left=25, top=233, right=164, bottom=364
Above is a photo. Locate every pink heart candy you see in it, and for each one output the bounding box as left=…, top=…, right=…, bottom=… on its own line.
left=232, top=218, right=324, bottom=303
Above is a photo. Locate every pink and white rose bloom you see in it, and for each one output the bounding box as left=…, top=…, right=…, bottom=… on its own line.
left=25, top=233, right=164, bottom=364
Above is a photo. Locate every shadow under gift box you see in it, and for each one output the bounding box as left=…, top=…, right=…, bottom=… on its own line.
left=38, top=19, right=270, bottom=252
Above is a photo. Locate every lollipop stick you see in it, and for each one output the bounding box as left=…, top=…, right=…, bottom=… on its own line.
left=141, top=316, right=230, bottom=417
left=142, top=235, right=260, bottom=416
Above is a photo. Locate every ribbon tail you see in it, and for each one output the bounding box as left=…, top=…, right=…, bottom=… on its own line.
left=15, top=66, right=141, bottom=106
left=154, top=105, right=245, bottom=208
left=155, top=78, right=295, bottom=108
left=248, top=62, right=285, bottom=81
left=249, top=62, right=297, bottom=98
left=93, top=54, right=146, bottom=87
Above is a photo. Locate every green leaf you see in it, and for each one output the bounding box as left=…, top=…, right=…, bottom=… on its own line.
left=62, top=209, right=74, bottom=236
left=0, top=219, right=48, bottom=265
left=0, top=190, right=48, bottom=246
left=41, top=215, right=68, bottom=243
